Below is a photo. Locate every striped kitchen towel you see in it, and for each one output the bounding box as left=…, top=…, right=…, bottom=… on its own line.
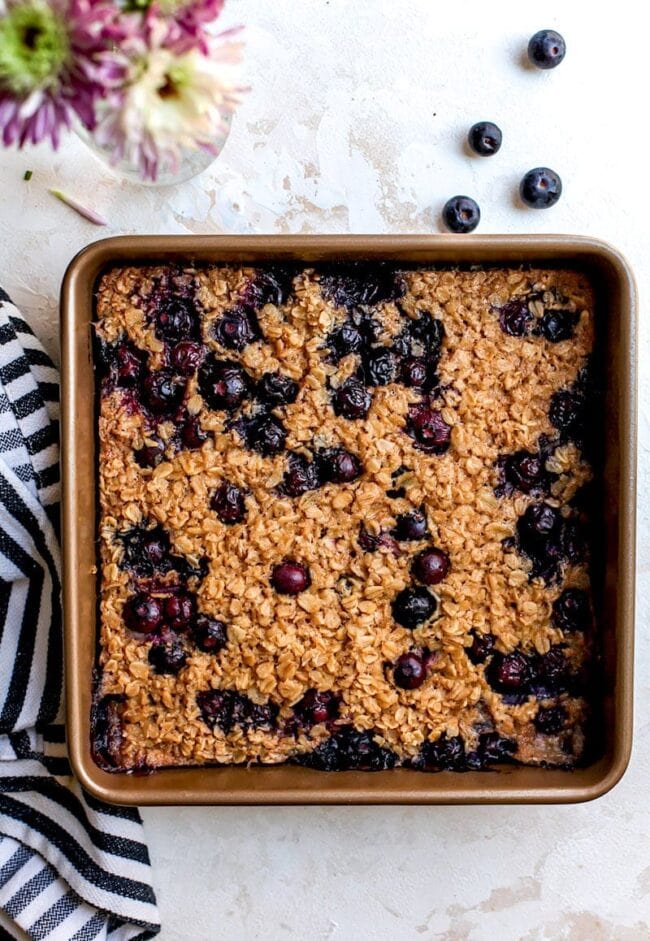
left=0, top=287, right=160, bottom=941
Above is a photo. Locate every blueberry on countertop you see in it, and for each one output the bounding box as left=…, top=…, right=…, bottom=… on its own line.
left=468, top=121, right=502, bottom=156
left=441, top=195, right=481, bottom=234
left=528, top=29, right=566, bottom=70
left=519, top=167, right=562, bottom=209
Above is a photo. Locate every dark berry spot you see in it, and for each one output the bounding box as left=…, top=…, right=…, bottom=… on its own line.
left=416, top=734, right=466, bottom=771
left=123, top=593, right=164, bottom=634
left=211, top=481, right=247, bottom=525
left=538, top=309, right=579, bottom=343
left=394, top=312, right=444, bottom=362
left=332, top=378, right=372, bottom=420
left=180, top=417, right=208, bottom=450
left=486, top=651, right=531, bottom=694
left=468, top=120, right=502, bottom=156
left=534, top=704, right=568, bottom=734
left=281, top=453, right=322, bottom=497
left=213, top=305, right=259, bottom=350
left=142, top=369, right=185, bottom=415
left=236, top=414, right=287, bottom=456
left=467, top=631, right=496, bottom=664
left=392, top=587, right=437, bottom=628
left=469, top=732, right=517, bottom=767
left=393, top=651, right=426, bottom=689
left=360, top=348, right=398, bottom=386
left=170, top=341, right=204, bottom=375
left=411, top=547, right=450, bottom=585
left=191, top=615, right=228, bottom=653
left=134, top=439, right=165, bottom=469
left=271, top=561, right=311, bottom=594
left=393, top=509, right=428, bottom=541
left=319, top=264, right=406, bottom=311
left=553, top=588, right=591, bottom=632
left=318, top=447, right=362, bottom=484
left=406, top=402, right=451, bottom=454
left=91, top=694, right=125, bottom=769
left=294, top=689, right=340, bottom=727
left=148, top=635, right=187, bottom=674
left=198, top=357, right=252, bottom=412
left=163, top=593, right=196, bottom=631
left=498, top=298, right=534, bottom=337
left=256, top=371, right=299, bottom=408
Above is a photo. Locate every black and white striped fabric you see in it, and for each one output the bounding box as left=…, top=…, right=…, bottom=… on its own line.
left=0, top=288, right=160, bottom=941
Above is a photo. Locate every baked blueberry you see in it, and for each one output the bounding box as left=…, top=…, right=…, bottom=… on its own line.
left=332, top=378, right=372, bottom=420
left=238, top=414, right=287, bottom=456
left=520, top=167, right=562, bottom=209
left=212, top=481, right=247, bottom=525
left=256, top=371, right=299, bottom=408
left=123, top=593, right=164, bottom=634
left=192, top=615, right=228, bottom=653
left=271, top=561, right=311, bottom=594
left=297, top=727, right=397, bottom=771
left=213, top=306, right=259, bottom=350
left=242, top=268, right=295, bottom=309
left=417, top=734, right=466, bottom=771
left=327, top=321, right=364, bottom=360
left=318, top=447, right=362, bottom=484
left=528, top=29, right=566, bottom=69
left=534, top=704, right=568, bottom=734
left=360, top=348, right=398, bottom=386
left=392, top=587, right=437, bottom=628
left=118, top=524, right=172, bottom=576
left=148, top=636, right=187, bottom=674
left=114, top=342, right=146, bottom=386
left=442, top=195, right=480, bottom=234
left=498, top=297, right=534, bottom=337
left=180, top=417, right=208, bottom=450
left=411, top=547, right=450, bottom=585
left=406, top=402, right=451, bottom=454
left=198, top=357, right=252, bottom=412
left=469, top=732, right=517, bottom=767
left=170, top=341, right=204, bottom=375
left=486, top=651, right=531, bottom=694
left=400, top=356, right=430, bottom=388
left=531, top=646, right=571, bottom=696
left=468, top=121, right=502, bottom=156
left=281, top=453, right=322, bottom=497
left=196, top=689, right=277, bottom=733
left=319, top=264, right=406, bottom=311
left=357, top=527, right=400, bottom=556
left=502, top=450, right=549, bottom=495
left=393, top=651, right=427, bottom=689
left=549, top=388, right=584, bottom=436
left=134, top=439, right=165, bottom=469
left=142, top=370, right=184, bottom=415
left=538, top=308, right=579, bottom=342
left=152, top=295, right=199, bottom=342
left=163, top=593, right=196, bottom=632
left=467, top=631, right=496, bottom=664
left=393, top=509, right=428, bottom=541
left=294, top=689, right=340, bottom=727
left=552, top=588, right=591, bottom=632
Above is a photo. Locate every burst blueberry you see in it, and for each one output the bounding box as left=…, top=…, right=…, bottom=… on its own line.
left=281, top=453, right=322, bottom=497
left=332, top=378, right=372, bottom=420
left=198, top=357, right=251, bottom=412
left=318, top=447, right=362, bottom=484
left=539, top=308, right=579, bottom=343
left=192, top=615, right=228, bottom=653
left=170, top=341, right=204, bottom=375
left=393, top=509, right=428, bottom=541
left=212, top=481, right=247, bottom=525
left=256, top=371, right=299, bottom=408
left=213, top=306, right=259, bottom=350
left=498, top=298, right=534, bottom=337
left=148, top=636, right=187, bottom=675
left=180, top=417, right=208, bottom=450
left=392, top=587, right=437, bottom=628
left=361, top=348, right=398, bottom=386
left=294, top=689, right=340, bottom=727
left=406, top=402, right=451, bottom=454
left=552, top=588, right=591, bottom=632
left=486, top=651, right=530, bottom=694
left=163, top=593, right=195, bottom=632
left=123, top=593, right=163, bottom=634
left=467, top=631, right=496, bottom=664
left=534, top=704, right=568, bottom=734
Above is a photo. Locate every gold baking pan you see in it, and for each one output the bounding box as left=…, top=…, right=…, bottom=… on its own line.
left=61, top=235, right=637, bottom=805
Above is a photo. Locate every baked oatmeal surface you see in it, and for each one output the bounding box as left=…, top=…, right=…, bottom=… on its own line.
left=94, top=263, right=597, bottom=772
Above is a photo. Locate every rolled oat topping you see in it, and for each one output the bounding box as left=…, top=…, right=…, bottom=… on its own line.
left=95, top=263, right=597, bottom=772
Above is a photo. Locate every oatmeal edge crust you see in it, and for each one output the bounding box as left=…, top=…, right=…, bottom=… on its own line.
left=95, top=265, right=595, bottom=771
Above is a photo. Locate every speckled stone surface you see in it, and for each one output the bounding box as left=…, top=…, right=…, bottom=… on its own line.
left=0, top=1, right=647, bottom=938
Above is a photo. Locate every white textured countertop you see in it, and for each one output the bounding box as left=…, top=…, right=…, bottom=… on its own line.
left=1, top=1, right=648, bottom=938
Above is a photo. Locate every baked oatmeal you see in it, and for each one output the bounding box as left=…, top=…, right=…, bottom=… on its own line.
left=93, top=262, right=598, bottom=772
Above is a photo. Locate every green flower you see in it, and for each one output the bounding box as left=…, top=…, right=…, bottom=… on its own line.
left=0, top=1, right=70, bottom=96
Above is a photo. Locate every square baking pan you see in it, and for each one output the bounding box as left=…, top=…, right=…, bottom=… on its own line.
left=61, top=234, right=637, bottom=805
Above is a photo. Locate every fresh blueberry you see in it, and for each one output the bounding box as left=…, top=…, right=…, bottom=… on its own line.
left=294, top=689, right=340, bottom=727
left=170, top=341, right=204, bottom=375
left=538, top=308, right=579, bottom=342
left=467, top=631, right=495, bottom=664
left=213, top=306, right=259, bottom=351
left=486, top=651, right=531, bottom=694
left=553, top=588, right=591, bottom=632
left=442, top=195, right=480, bottom=234
left=327, top=321, right=364, bottom=361
left=142, top=369, right=184, bottom=415
left=134, top=439, right=165, bottom=469
left=271, top=561, right=311, bottom=594
left=520, top=167, right=562, bottom=209
left=411, top=547, right=450, bottom=585
left=468, top=121, right=502, bottom=156
left=123, top=593, right=164, bottom=634
left=281, top=453, right=322, bottom=497
left=180, top=417, right=208, bottom=450
left=393, top=509, right=428, bottom=541
left=163, top=593, right=196, bottom=632
left=528, top=29, right=566, bottom=70
left=393, top=651, right=427, bottom=690
left=332, top=378, right=372, bottom=420
left=191, top=615, right=228, bottom=653
left=256, top=371, right=299, bottom=408
left=392, top=587, right=437, bottom=628
left=406, top=402, right=451, bottom=454
left=198, top=357, right=252, bottom=412
left=318, top=447, right=362, bottom=484
left=498, top=298, right=534, bottom=337
left=417, top=734, right=466, bottom=771
left=212, top=481, right=247, bottom=525
left=238, top=414, right=287, bottom=456
left=360, top=348, right=398, bottom=386
left=148, top=635, right=187, bottom=674
left=534, top=704, right=568, bottom=734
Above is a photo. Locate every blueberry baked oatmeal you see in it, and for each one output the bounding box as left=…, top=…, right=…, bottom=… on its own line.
left=93, top=263, right=598, bottom=773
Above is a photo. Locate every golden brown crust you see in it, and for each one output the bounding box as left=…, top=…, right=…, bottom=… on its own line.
left=95, top=264, right=595, bottom=772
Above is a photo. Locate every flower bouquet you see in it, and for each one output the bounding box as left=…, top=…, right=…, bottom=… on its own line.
left=0, top=0, right=244, bottom=182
